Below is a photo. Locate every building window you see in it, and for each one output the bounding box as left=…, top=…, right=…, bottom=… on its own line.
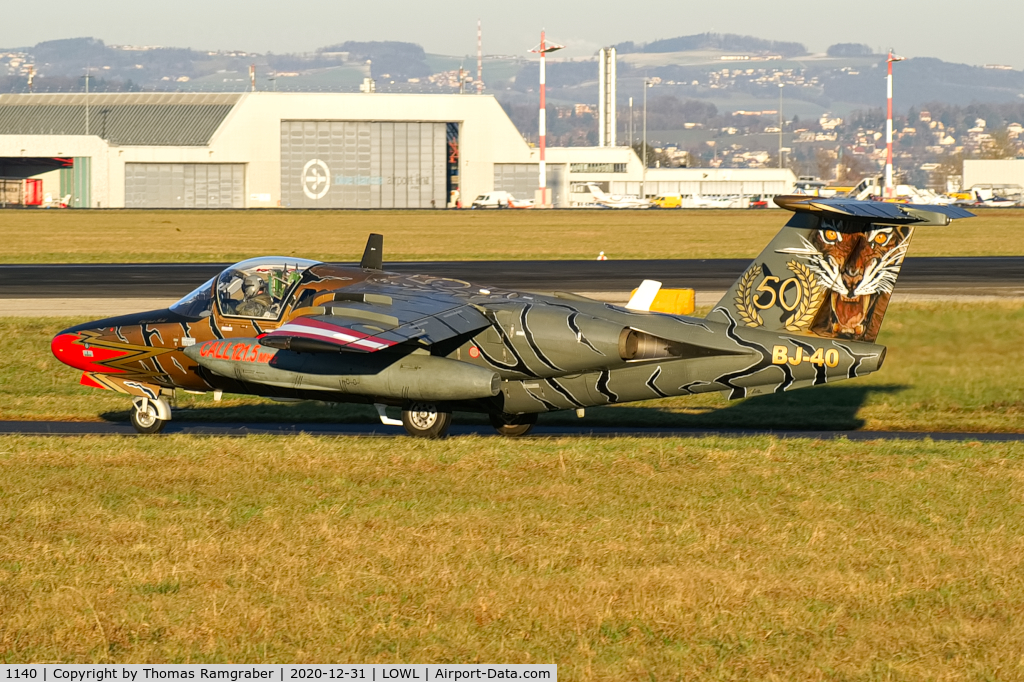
left=570, top=162, right=627, bottom=173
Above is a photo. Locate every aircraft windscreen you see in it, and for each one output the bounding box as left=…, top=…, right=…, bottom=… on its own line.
left=216, top=257, right=321, bottom=320
left=169, top=278, right=215, bottom=319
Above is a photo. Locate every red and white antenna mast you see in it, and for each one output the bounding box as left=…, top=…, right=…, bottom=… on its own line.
left=885, top=50, right=904, bottom=199
left=530, top=30, right=564, bottom=207
left=476, top=20, right=483, bottom=95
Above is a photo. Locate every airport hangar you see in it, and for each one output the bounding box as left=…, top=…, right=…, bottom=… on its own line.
left=0, top=92, right=796, bottom=209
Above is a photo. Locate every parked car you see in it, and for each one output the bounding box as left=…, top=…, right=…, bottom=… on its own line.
left=651, top=194, right=682, bottom=209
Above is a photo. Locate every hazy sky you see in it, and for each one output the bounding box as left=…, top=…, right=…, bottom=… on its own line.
left=3, top=0, right=1020, bottom=69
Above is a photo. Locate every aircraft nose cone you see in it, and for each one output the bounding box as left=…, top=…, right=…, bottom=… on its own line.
left=51, top=330, right=127, bottom=373
left=51, top=331, right=85, bottom=369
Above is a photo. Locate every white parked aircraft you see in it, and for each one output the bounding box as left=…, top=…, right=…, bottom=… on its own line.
left=585, top=182, right=652, bottom=209
left=690, top=192, right=739, bottom=208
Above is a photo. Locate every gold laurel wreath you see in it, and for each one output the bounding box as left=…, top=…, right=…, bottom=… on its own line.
left=734, top=264, right=763, bottom=327
left=784, top=260, right=826, bottom=332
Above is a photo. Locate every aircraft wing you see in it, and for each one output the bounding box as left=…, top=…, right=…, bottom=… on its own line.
left=260, top=283, right=491, bottom=353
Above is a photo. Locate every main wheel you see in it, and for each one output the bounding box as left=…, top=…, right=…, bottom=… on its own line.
left=401, top=402, right=452, bottom=439
left=489, top=412, right=537, bottom=437
left=130, top=397, right=168, bottom=434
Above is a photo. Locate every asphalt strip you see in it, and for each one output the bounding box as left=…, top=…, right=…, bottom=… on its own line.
left=0, top=420, right=1020, bottom=441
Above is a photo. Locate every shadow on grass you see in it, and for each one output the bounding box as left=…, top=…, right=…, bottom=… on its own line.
left=559, top=384, right=907, bottom=431
left=101, top=384, right=907, bottom=432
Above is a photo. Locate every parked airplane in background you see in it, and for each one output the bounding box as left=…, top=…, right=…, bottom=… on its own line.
left=50, top=197, right=973, bottom=438
left=971, top=189, right=1017, bottom=206
left=691, top=192, right=739, bottom=209
left=470, top=191, right=534, bottom=209
left=585, top=182, right=652, bottom=209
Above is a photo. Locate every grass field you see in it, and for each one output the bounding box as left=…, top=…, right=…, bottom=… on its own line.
left=3, top=301, right=1022, bottom=433
left=0, top=208, right=1020, bottom=264
left=2, top=434, right=1023, bottom=677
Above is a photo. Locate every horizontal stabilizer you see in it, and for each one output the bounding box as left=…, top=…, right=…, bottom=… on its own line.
left=774, top=195, right=974, bottom=227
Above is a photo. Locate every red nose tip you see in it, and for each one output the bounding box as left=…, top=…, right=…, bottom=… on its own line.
left=51, top=333, right=81, bottom=366
left=51, top=332, right=126, bottom=373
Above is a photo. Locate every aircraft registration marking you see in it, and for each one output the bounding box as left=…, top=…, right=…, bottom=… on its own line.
left=772, top=345, right=840, bottom=367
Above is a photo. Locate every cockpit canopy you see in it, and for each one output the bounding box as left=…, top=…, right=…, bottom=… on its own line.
left=170, top=257, right=321, bottom=320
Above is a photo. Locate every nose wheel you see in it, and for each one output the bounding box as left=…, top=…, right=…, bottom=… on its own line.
left=489, top=412, right=537, bottom=437
left=130, top=396, right=170, bottom=434
left=401, top=402, right=452, bottom=439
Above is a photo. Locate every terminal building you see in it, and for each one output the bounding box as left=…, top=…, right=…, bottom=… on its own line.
left=0, top=92, right=796, bottom=209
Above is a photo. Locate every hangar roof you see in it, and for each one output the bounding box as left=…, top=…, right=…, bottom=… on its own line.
left=0, top=93, right=241, bottom=146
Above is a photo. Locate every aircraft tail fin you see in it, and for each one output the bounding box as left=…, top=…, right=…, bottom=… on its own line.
left=586, top=183, right=610, bottom=201
left=707, top=196, right=974, bottom=343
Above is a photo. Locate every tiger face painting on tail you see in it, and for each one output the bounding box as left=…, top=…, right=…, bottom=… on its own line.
left=778, top=220, right=913, bottom=342
left=719, top=210, right=922, bottom=345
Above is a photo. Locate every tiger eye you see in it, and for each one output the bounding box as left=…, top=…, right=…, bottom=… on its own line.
left=824, top=230, right=838, bottom=241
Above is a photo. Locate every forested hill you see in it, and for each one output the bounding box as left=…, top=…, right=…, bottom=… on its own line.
left=614, top=33, right=807, bottom=57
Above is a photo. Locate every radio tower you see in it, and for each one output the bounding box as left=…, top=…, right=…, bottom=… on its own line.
left=530, top=31, right=564, bottom=207
left=476, top=20, right=483, bottom=94
left=885, top=50, right=904, bottom=199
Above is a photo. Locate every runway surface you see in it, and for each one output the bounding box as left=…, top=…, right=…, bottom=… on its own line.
left=2, top=256, right=1022, bottom=298
left=0, top=420, right=1020, bottom=441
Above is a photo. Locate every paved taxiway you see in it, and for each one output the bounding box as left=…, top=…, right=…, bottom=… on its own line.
left=2, top=257, right=1022, bottom=298
left=0, top=420, right=1020, bottom=441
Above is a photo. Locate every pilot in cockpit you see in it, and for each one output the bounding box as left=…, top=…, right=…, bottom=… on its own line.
left=235, top=274, right=274, bottom=317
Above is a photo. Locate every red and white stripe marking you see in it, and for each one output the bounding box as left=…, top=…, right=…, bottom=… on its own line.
left=885, top=51, right=904, bottom=199
left=269, top=318, right=395, bottom=352
left=530, top=31, right=563, bottom=207
left=539, top=31, right=547, bottom=206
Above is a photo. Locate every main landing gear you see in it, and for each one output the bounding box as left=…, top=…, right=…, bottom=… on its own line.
left=401, top=402, right=453, bottom=439
left=489, top=412, right=538, bottom=437
left=382, top=403, right=539, bottom=439
left=130, top=396, right=171, bottom=434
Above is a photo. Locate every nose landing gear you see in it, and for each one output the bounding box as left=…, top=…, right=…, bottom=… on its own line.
left=130, top=396, right=171, bottom=434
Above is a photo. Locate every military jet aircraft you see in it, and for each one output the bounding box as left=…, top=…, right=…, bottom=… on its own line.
left=51, top=197, right=973, bottom=437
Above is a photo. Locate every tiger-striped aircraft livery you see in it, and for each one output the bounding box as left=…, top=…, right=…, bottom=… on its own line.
left=51, top=197, right=974, bottom=437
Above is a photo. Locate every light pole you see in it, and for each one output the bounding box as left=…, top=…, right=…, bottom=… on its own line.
left=81, top=70, right=91, bottom=135
left=642, top=79, right=654, bottom=198
left=778, top=83, right=783, bottom=169
left=885, top=50, right=905, bottom=198
left=529, top=31, right=564, bottom=207
left=628, top=96, right=633, bottom=148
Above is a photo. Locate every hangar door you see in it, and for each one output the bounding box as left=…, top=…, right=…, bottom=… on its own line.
left=281, top=121, right=448, bottom=208
left=493, top=163, right=567, bottom=207
left=124, top=164, right=245, bottom=208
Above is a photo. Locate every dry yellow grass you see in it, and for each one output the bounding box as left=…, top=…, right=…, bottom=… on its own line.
left=1, top=434, right=1023, bottom=678
left=0, top=207, right=1019, bottom=263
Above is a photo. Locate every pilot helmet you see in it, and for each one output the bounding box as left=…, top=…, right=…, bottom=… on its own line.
left=242, top=274, right=264, bottom=298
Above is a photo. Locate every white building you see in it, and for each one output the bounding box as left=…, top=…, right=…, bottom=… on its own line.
left=963, top=159, right=1024, bottom=190
left=0, top=91, right=796, bottom=209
